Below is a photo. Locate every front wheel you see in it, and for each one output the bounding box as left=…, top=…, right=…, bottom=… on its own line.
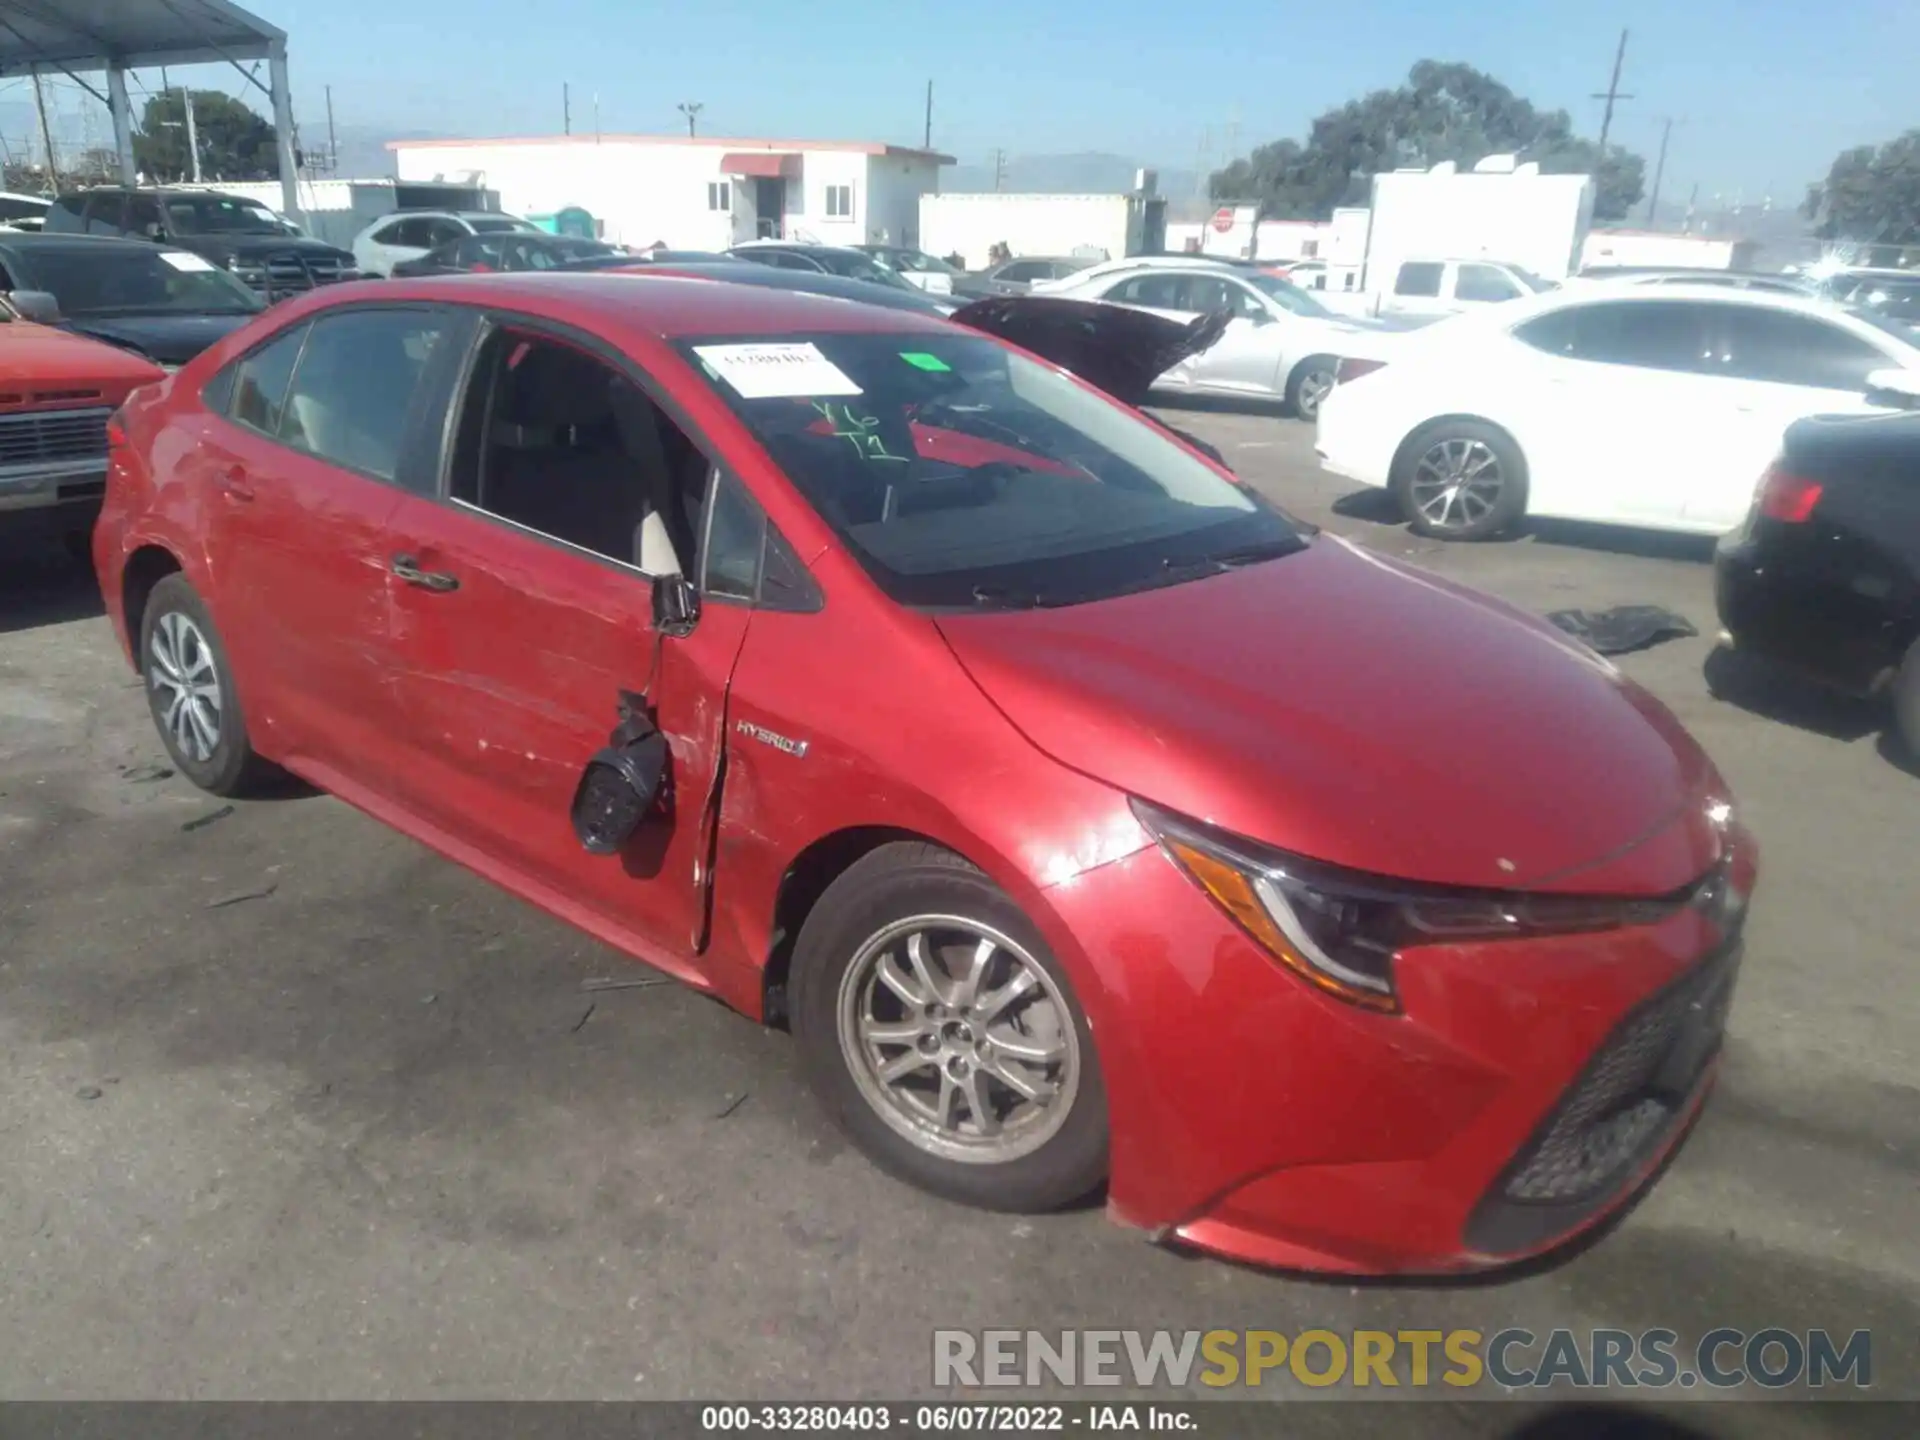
left=1393, top=420, right=1529, bottom=540
left=1892, top=637, right=1920, bottom=761
left=791, top=842, right=1108, bottom=1212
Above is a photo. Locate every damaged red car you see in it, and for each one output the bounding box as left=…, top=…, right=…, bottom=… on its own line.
left=95, top=273, right=1756, bottom=1274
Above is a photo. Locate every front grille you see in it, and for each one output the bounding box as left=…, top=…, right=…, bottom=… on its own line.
left=0, top=407, right=111, bottom=468
left=233, top=250, right=351, bottom=295
left=1501, top=943, right=1739, bottom=1205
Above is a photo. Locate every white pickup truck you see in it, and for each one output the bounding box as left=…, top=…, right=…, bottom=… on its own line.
left=1315, top=258, right=1557, bottom=322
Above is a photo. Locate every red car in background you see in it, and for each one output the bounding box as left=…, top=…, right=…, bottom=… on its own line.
left=94, top=272, right=1755, bottom=1274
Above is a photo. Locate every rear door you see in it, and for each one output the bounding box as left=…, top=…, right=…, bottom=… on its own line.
left=1681, top=305, right=1904, bottom=531
left=1505, top=298, right=1725, bottom=525
left=378, top=316, right=760, bottom=968
left=196, top=304, right=466, bottom=784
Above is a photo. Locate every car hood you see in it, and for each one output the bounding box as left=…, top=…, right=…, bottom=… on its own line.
left=953, top=296, right=1231, bottom=406
left=65, top=312, right=255, bottom=366
left=0, top=319, right=164, bottom=391
left=192, top=236, right=354, bottom=263
left=935, top=538, right=1724, bottom=894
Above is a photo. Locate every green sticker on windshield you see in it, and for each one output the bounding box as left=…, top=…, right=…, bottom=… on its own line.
left=900, top=351, right=951, bottom=372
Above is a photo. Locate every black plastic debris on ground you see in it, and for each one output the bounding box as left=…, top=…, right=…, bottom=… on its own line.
left=1547, top=605, right=1698, bottom=656
left=181, top=804, right=235, bottom=833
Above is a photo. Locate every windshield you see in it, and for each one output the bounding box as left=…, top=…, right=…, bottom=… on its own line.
left=19, top=246, right=264, bottom=317
left=1241, top=271, right=1335, bottom=317
left=1848, top=305, right=1920, bottom=345
left=163, top=196, right=291, bottom=236
left=884, top=249, right=960, bottom=276
left=680, top=330, right=1305, bottom=608
left=470, top=217, right=539, bottom=234
left=814, top=251, right=918, bottom=291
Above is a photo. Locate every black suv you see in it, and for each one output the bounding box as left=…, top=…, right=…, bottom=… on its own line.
left=45, top=187, right=358, bottom=301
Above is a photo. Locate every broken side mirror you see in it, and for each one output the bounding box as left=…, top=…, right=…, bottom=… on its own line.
left=1865, top=367, right=1920, bottom=411
left=570, top=702, right=668, bottom=856
left=5, top=290, right=61, bottom=324
left=652, top=573, right=700, bottom=638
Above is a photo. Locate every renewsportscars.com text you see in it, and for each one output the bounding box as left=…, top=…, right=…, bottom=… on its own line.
left=932, top=1328, right=1873, bottom=1391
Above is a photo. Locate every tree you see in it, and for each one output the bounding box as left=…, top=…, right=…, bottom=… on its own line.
left=1802, top=130, right=1920, bottom=247
left=1210, top=61, right=1645, bottom=223
left=132, top=90, right=282, bottom=182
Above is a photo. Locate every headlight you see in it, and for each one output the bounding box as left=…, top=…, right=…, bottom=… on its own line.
left=1132, top=799, right=1695, bottom=1013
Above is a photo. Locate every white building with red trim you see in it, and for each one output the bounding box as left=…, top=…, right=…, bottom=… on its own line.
left=386, top=133, right=954, bottom=251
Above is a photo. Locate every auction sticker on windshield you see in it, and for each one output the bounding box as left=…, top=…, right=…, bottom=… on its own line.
left=693, top=342, right=863, bottom=399
left=159, top=252, right=217, bottom=272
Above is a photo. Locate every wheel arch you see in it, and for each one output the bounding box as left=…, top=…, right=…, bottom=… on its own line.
left=120, top=543, right=185, bottom=658
left=1284, top=351, right=1339, bottom=399
left=760, top=824, right=966, bottom=1028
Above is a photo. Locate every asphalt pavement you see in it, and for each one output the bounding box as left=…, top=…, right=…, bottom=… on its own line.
left=0, top=411, right=1913, bottom=1436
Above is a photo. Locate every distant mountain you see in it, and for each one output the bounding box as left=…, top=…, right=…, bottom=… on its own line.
left=303, top=124, right=452, bottom=180
left=943, top=150, right=1199, bottom=200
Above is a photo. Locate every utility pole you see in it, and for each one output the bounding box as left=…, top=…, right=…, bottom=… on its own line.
left=1591, top=29, right=1633, bottom=153
left=923, top=80, right=933, bottom=150
left=181, top=85, right=202, bottom=182
left=325, top=85, right=338, bottom=173
left=677, top=102, right=703, bottom=138
left=31, top=69, right=60, bottom=194
left=564, top=83, right=571, bottom=136
left=1645, top=116, right=1677, bottom=226
left=992, top=148, right=1007, bottom=192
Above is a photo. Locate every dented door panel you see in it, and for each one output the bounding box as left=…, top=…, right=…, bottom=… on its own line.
left=381, top=493, right=753, bottom=968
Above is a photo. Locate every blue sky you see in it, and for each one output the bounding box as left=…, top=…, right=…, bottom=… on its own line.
left=15, top=0, right=1919, bottom=204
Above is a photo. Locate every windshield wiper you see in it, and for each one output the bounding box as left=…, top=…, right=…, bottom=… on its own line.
left=970, top=582, right=1060, bottom=609
left=1162, top=537, right=1305, bottom=577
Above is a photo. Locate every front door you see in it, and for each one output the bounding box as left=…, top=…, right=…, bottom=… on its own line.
left=196, top=306, right=458, bottom=785
left=753, top=178, right=786, bottom=239
left=1175, top=277, right=1286, bottom=394
left=380, top=320, right=755, bottom=968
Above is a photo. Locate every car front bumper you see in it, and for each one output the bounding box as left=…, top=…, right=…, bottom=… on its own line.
left=0, top=457, right=108, bottom=515
left=1046, top=828, right=1756, bottom=1275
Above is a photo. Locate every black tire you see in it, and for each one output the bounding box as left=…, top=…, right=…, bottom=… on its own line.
left=1892, top=638, right=1920, bottom=760
left=1285, top=355, right=1338, bottom=422
left=1392, top=419, right=1529, bottom=540
left=138, top=573, right=278, bottom=796
left=790, top=842, right=1108, bottom=1212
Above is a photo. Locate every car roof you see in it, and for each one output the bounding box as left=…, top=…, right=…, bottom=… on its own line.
left=330, top=271, right=952, bottom=339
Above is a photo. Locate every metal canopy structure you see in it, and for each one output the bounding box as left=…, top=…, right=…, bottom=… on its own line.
left=0, top=0, right=302, bottom=220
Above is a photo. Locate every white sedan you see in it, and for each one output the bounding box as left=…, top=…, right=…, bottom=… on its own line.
left=1315, top=285, right=1920, bottom=540
left=1042, top=259, right=1399, bottom=419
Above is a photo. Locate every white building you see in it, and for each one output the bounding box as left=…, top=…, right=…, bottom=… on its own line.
left=917, top=190, right=1168, bottom=271
left=387, top=134, right=954, bottom=251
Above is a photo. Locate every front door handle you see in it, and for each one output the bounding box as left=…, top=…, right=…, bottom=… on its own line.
left=216, top=465, right=255, bottom=501
left=390, top=553, right=460, bottom=592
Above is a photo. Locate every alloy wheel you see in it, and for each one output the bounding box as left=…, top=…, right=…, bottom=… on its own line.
left=1295, top=367, right=1335, bottom=419
left=836, top=915, right=1080, bottom=1164
left=148, top=611, right=223, bottom=763
left=1411, top=437, right=1505, bottom=532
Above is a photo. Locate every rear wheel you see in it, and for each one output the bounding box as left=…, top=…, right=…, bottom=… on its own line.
left=139, top=574, right=278, bottom=796
left=1286, top=356, right=1338, bottom=421
left=1393, top=420, right=1529, bottom=540
left=791, top=842, right=1108, bottom=1212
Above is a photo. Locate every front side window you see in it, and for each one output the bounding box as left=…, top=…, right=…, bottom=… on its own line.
left=85, top=194, right=127, bottom=235
left=815, top=250, right=916, bottom=291
left=1457, top=264, right=1521, bottom=303
left=163, top=196, right=287, bottom=236
left=680, top=331, right=1302, bottom=609
left=277, top=310, right=448, bottom=481
left=1242, top=271, right=1333, bottom=317
left=1712, top=309, right=1891, bottom=392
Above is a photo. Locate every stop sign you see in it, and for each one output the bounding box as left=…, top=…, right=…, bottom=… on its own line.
left=1210, top=207, right=1235, bottom=234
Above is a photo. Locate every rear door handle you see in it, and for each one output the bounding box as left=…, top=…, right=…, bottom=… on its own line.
left=390, top=553, right=460, bottom=592
left=216, top=465, right=255, bottom=501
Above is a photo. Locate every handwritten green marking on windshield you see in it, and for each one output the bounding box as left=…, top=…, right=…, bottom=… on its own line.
left=812, top=401, right=907, bottom=462
left=900, top=351, right=951, bottom=372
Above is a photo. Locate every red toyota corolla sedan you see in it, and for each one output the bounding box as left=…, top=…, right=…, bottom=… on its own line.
left=94, top=273, right=1757, bottom=1275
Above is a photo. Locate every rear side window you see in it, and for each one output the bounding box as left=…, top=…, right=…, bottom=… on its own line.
left=85, top=194, right=128, bottom=236
left=996, top=260, right=1048, bottom=284
left=1106, top=273, right=1185, bottom=307
left=1710, top=309, right=1889, bottom=393
left=278, top=309, right=449, bottom=481
left=1394, top=262, right=1444, bottom=297
left=370, top=220, right=411, bottom=246
left=227, top=324, right=309, bottom=435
